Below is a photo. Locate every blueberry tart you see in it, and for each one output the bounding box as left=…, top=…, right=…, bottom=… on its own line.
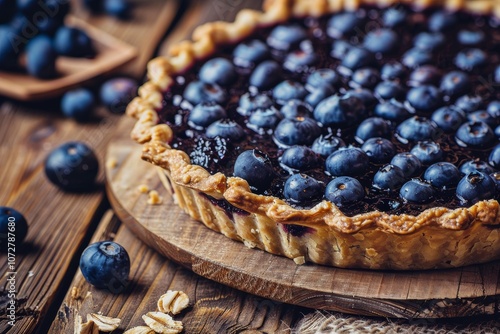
left=127, top=0, right=500, bottom=270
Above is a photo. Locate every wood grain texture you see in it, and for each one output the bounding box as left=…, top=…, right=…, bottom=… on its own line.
left=106, top=120, right=500, bottom=319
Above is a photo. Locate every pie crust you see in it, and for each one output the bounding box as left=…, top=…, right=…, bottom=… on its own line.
left=127, top=0, right=500, bottom=270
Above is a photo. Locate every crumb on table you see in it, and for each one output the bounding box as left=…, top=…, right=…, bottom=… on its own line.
left=293, top=256, right=306, bottom=265
left=106, top=157, right=118, bottom=169
left=147, top=190, right=163, bottom=205
left=138, top=184, right=149, bottom=193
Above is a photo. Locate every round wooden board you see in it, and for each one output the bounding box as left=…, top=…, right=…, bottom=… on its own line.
left=106, top=122, right=500, bottom=319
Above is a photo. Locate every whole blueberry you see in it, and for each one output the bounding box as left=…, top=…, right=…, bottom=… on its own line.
left=313, top=94, right=365, bottom=127
left=183, top=81, right=227, bottom=105
left=406, top=85, right=442, bottom=112
left=280, top=99, right=312, bottom=119
left=396, top=116, right=440, bottom=143
left=26, top=35, right=57, bottom=79
left=305, top=85, right=336, bottom=108
left=408, top=65, right=442, bottom=86
left=341, top=47, right=375, bottom=71
left=431, top=106, right=466, bottom=132
left=325, top=176, right=365, bottom=206
left=458, top=29, right=485, bottom=46
left=424, top=162, right=461, bottom=189
left=61, top=88, right=95, bottom=122
left=79, top=241, right=130, bottom=292
left=400, top=179, right=435, bottom=203
left=199, top=57, right=236, bottom=87
left=455, top=49, right=487, bottom=72
left=381, top=61, right=407, bottom=81
left=54, top=26, right=94, bottom=57
left=45, top=141, right=99, bottom=191
left=272, top=80, right=307, bottom=103
left=460, top=159, right=496, bottom=175
left=327, top=12, right=364, bottom=38
left=248, top=107, right=282, bottom=132
left=428, top=11, right=458, bottom=32
left=373, top=164, right=406, bottom=191
left=402, top=48, right=432, bottom=69
left=311, top=133, right=346, bottom=157
left=250, top=60, right=282, bottom=90
left=306, top=69, right=339, bottom=89
left=280, top=146, right=320, bottom=172
left=455, top=121, right=495, bottom=148
left=467, top=110, right=498, bottom=129
left=237, top=93, right=273, bottom=116
left=0, top=207, right=28, bottom=250
left=355, top=117, right=391, bottom=143
left=362, top=137, right=396, bottom=164
left=331, top=39, right=352, bottom=59
left=487, top=101, right=500, bottom=118
left=374, top=81, right=406, bottom=101
left=374, top=100, right=411, bottom=122
left=284, top=49, right=317, bottom=73
left=104, top=0, right=132, bottom=19
left=345, top=88, right=377, bottom=108
left=414, top=32, right=445, bottom=51
left=100, top=77, right=138, bottom=114
left=33, top=0, right=69, bottom=34
left=233, top=150, right=274, bottom=191
left=440, top=71, right=471, bottom=98
left=188, top=102, right=227, bottom=129
left=351, top=68, right=380, bottom=89
left=233, top=39, right=269, bottom=68
left=455, top=95, right=484, bottom=113
left=206, top=119, right=245, bottom=141
left=496, top=65, right=500, bottom=83
left=456, top=171, right=497, bottom=205
left=0, top=26, right=18, bottom=70
left=284, top=173, right=325, bottom=203
left=391, top=152, right=422, bottom=178
left=382, top=7, right=407, bottom=27
left=326, top=147, right=370, bottom=177
left=410, top=141, right=443, bottom=165
left=267, top=24, right=307, bottom=51
left=273, top=117, right=321, bottom=147
left=489, top=144, right=500, bottom=168
left=363, top=28, right=398, bottom=54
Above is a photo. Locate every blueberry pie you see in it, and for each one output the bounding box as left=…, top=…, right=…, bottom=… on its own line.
left=127, top=0, right=500, bottom=270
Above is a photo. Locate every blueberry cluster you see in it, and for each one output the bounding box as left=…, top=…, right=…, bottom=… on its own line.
left=0, top=0, right=94, bottom=78
left=161, top=5, right=500, bottom=215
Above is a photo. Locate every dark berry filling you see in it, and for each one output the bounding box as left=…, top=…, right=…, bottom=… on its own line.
left=158, top=5, right=500, bottom=217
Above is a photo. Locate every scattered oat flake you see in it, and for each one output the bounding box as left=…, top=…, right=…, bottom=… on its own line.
left=293, top=256, right=306, bottom=265
left=138, top=184, right=149, bottom=193
left=71, top=286, right=80, bottom=300
left=148, top=190, right=163, bottom=205
left=157, top=290, right=190, bottom=315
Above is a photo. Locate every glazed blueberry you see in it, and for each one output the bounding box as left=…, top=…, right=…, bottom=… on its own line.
left=428, top=11, right=458, bottom=32
left=284, top=173, right=325, bottom=203
left=103, top=0, right=131, bottom=19
left=248, top=107, right=282, bottom=132
left=327, top=11, right=364, bottom=38
left=414, top=32, right=445, bottom=52
left=61, top=88, right=95, bottom=122
left=280, top=100, right=312, bottom=119
left=325, top=176, right=365, bottom=206
left=355, top=117, right=391, bottom=143
left=396, top=116, right=440, bottom=143
left=400, top=179, right=435, bottom=203
left=391, top=152, right=422, bottom=178
left=326, top=147, right=370, bottom=177
left=455, top=49, right=487, bottom=71
left=0, top=207, right=28, bottom=250
left=455, top=95, right=484, bottom=113
left=306, top=69, right=339, bottom=89
left=458, top=29, right=485, bottom=46
left=0, top=26, right=18, bottom=70
left=345, top=88, right=377, bottom=108
left=402, top=48, right=432, bottom=69
left=250, top=60, right=282, bottom=90
left=487, top=101, right=500, bottom=118
left=460, top=160, right=496, bottom=175
left=183, top=81, right=227, bottom=105
left=382, top=7, right=407, bottom=27
left=439, top=71, right=471, bottom=98
left=313, top=94, right=366, bottom=127
left=374, top=81, right=406, bottom=100
left=406, top=85, right=442, bottom=112
left=489, top=144, right=500, bottom=168
left=351, top=68, right=380, bottom=89
left=284, top=49, right=317, bottom=73
left=363, top=28, right=398, bottom=54
left=381, top=61, right=407, bottom=81
left=188, top=102, right=227, bottom=129
left=410, top=141, right=443, bottom=165
left=54, top=26, right=94, bottom=57
left=45, top=142, right=99, bottom=191
left=26, top=35, right=57, bottom=79
left=373, top=164, right=406, bottom=191
left=272, top=80, right=307, bottom=103
left=234, top=150, right=274, bottom=191
left=273, top=117, right=321, bottom=147
left=100, top=77, right=138, bottom=114
left=206, top=119, right=245, bottom=141
left=199, top=58, right=237, bottom=87
left=280, top=146, right=320, bottom=171
left=233, top=39, right=270, bottom=68
left=455, top=121, right=495, bottom=148
left=431, top=106, right=465, bottom=132
left=305, top=85, right=335, bottom=108
left=456, top=171, right=497, bottom=205
left=408, top=65, right=442, bottom=86
left=33, top=0, right=69, bottom=34
left=467, top=110, right=498, bottom=128
left=361, top=137, right=396, bottom=164
left=374, top=100, right=411, bottom=122
left=311, top=133, right=346, bottom=157
left=79, top=241, right=130, bottom=292
left=330, top=39, right=352, bottom=59
left=424, top=162, right=461, bottom=189
left=341, top=47, right=375, bottom=71
left=267, top=24, right=307, bottom=51
left=237, top=93, right=273, bottom=116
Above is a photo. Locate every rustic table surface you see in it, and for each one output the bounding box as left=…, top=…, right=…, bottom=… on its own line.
left=1, top=1, right=500, bottom=333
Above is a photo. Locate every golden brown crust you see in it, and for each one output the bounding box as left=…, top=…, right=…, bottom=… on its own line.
left=127, top=0, right=500, bottom=269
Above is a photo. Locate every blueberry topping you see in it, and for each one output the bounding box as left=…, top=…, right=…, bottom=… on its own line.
left=374, top=81, right=406, bottom=100
left=406, top=85, right=442, bottom=112
left=325, top=176, right=365, bottom=206
left=183, top=81, right=227, bottom=105
left=373, top=164, right=406, bottom=191
left=267, top=24, right=307, bottom=51
left=341, top=47, right=375, bottom=71
left=424, top=162, right=461, bottom=189
left=280, top=146, right=320, bottom=172
left=313, top=94, right=366, bottom=127
left=408, top=65, right=442, bottom=86
left=402, top=48, right=432, bottom=69
left=248, top=107, right=282, bottom=132
left=206, top=119, right=245, bottom=141
left=362, top=137, right=396, bottom=164
left=79, top=241, right=130, bottom=292
left=306, top=69, right=339, bottom=89
left=345, top=88, right=377, bottom=108
left=439, top=71, right=471, bottom=98
left=199, top=57, right=237, bottom=87
left=327, top=12, right=364, bottom=38
left=355, top=117, right=391, bottom=143
left=284, top=49, right=317, bottom=72
left=396, top=116, right=440, bottom=143
left=428, top=11, right=458, bottom=32
left=400, top=179, right=435, bottom=203
left=99, top=77, right=138, bottom=114
left=382, top=7, right=407, bottom=27
left=237, top=93, right=273, bottom=116
left=54, top=26, right=94, bottom=57
left=26, top=35, right=57, bottom=79
left=431, top=106, right=465, bottom=132
left=250, top=60, right=282, bottom=90
left=280, top=100, right=312, bottom=119
left=0, top=26, right=18, bottom=70
left=0, top=207, right=28, bottom=249
left=391, top=152, right=422, bottom=178
left=273, top=117, right=321, bottom=147
left=410, top=141, right=443, bottom=165
left=234, top=150, right=274, bottom=191
left=351, top=68, right=380, bottom=89
left=326, top=147, right=370, bottom=176
left=459, top=159, right=496, bottom=175
left=456, top=171, right=497, bottom=205
left=305, top=85, right=336, bottom=108
left=272, top=80, right=308, bottom=103
left=284, top=173, right=325, bottom=203
left=330, top=39, right=352, bottom=59
left=467, top=110, right=498, bottom=128
left=487, top=101, right=500, bottom=118
left=458, top=29, right=485, bottom=46
left=233, top=39, right=270, bottom=68
left=455, top=121, right=495, bottom=148
left=414, top=32, right=445, bottom=51
left=61, top=88, right=95, bottom=122
left=188, top=102, right=227, bottom=129
left=311, top=133, right=346, bottom=157
left=489, top=144, right=500, bottom=168
left=455, top=95, right=484, bottom=113
left=381, top=61, right=407, bottom=81
left=363, top=28, right=398, bottom=54
left=374, top=100, right=411, bottom=122
left=455, top=49, right=488, bottom=71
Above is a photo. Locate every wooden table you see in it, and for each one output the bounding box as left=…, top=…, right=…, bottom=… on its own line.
left=1, top=1, right=499, bottom=333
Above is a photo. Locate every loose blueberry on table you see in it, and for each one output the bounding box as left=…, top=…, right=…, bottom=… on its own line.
left=61, top=88, right=96, bottom=121
left=158, top=5, right=500, bottom=216
left=0, top=207, right=28, bottom=250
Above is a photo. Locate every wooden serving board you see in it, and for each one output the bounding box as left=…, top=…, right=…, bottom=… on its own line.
left=106, top=119, right=500, bottom=319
